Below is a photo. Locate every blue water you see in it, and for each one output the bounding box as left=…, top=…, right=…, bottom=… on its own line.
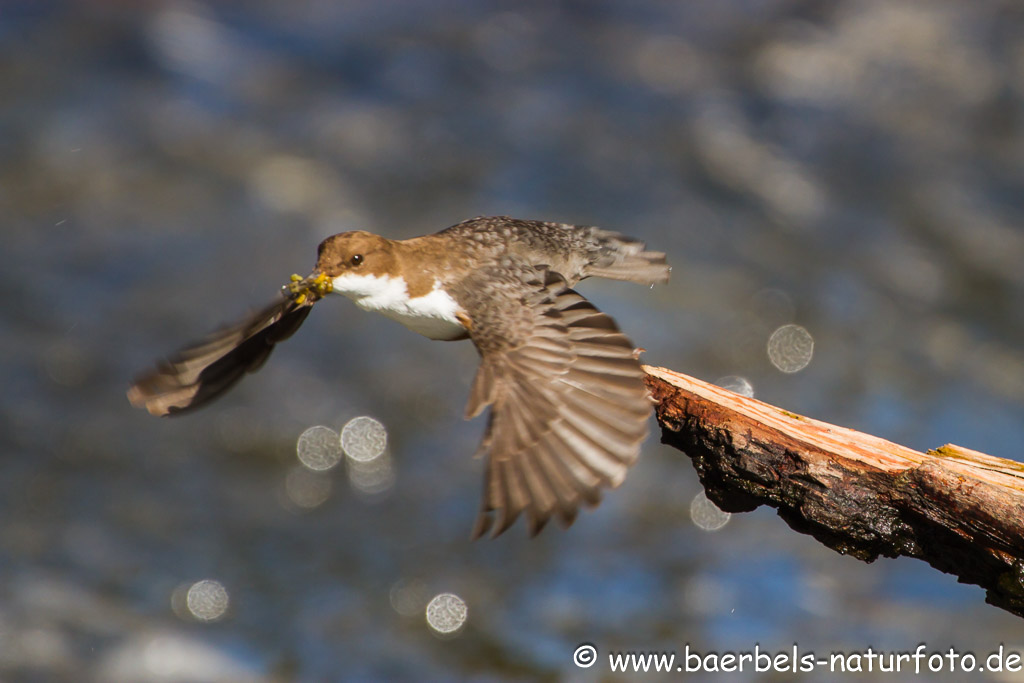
left=2, top=2, right=1023, bottom=680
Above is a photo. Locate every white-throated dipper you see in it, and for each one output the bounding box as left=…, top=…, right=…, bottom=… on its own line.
left=129, top=216, right=670, bottom=538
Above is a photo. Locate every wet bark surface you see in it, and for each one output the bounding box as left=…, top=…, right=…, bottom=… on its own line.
left=644, top=366, right=1024, bottom=619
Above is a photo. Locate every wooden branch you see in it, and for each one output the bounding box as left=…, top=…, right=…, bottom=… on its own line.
left=643, top=365, right=1024, bottom=619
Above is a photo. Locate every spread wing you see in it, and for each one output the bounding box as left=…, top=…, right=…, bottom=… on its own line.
left=127, top=297, right=312, bottom=417
left=453, top=259, right=651, bottom=539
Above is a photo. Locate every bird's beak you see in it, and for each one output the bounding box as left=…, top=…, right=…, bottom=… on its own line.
left=283, top=271, right=333, bottom=305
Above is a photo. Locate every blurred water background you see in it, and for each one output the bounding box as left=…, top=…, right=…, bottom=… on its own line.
left=3, top=1, right=1024, bottom=681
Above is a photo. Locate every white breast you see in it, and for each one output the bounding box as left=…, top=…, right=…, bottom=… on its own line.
left=331, top=273, right=466, bottom=340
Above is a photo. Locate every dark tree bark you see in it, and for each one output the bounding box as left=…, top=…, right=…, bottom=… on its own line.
left=643, top=365, right=1024, bottom=619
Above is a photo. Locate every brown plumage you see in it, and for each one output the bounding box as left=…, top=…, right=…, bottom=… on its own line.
left=455, top=262, right=653, bottom=538
left=127, top=298, right=312, bottom=417
left=128, top=216, right=670, bottom=538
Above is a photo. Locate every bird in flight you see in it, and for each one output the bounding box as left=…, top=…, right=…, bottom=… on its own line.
left=128, top=216, right=669, bottom=538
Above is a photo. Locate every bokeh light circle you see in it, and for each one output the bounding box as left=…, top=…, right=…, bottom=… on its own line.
left=296, top=425, right=343, bottom=471
left=690, top=491, right=732, bottom=532
left=425, top=592, right=468, bottom=635
left=341, top=416, right=388, bottom=463
left=767, top=324, right=814, bottom=373
left=185, top=579, right=229, bottom=622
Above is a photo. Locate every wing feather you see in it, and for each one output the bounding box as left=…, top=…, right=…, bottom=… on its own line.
left=452, top=259, right=651, bottom=539
left=127, top=297, right=312, bottom=416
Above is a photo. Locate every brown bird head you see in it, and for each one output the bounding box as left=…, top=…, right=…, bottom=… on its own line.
left=315, top=231, right=398, bottom=279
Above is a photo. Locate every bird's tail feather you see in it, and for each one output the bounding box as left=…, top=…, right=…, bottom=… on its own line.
left=586, top=229, right=671, bottom=285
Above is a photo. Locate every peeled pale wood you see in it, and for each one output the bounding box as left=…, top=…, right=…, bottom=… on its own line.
left=643, top=365, right=1024, bottom=619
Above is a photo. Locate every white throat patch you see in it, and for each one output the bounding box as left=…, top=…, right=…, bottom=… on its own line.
left=330, top=273, right=465, bottom=340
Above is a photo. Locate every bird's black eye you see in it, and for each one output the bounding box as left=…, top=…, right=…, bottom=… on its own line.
left=350, top=254, right=363, bottom=266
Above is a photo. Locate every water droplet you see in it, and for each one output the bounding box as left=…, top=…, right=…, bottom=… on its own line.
left=715, top=375, right=754, bottom=398
left=296, top=425, right=342, bottom=471
left=184, top=579, right=229, bottom=622
left=767, top=324, right=814, bottom=373
left=425, top=592, right=468, bottom=636
left=341, top=416, right=388, bottom=462
left=690, top=490, right=731, bottom=532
